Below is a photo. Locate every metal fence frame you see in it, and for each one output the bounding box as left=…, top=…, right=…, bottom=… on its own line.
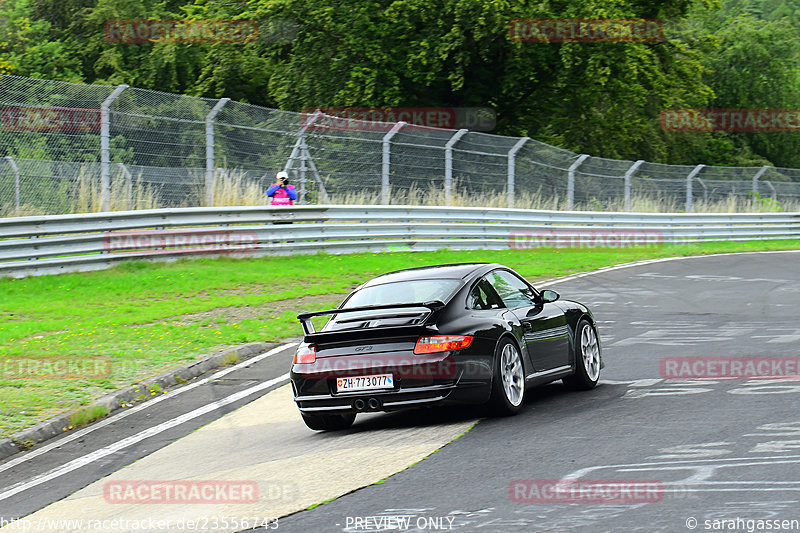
left=1, top=206, right=798, bottom=278
left=3, top=74, right=800, bottom=217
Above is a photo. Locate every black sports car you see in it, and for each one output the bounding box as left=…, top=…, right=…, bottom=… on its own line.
left=291, top=263, right=602, bottom=431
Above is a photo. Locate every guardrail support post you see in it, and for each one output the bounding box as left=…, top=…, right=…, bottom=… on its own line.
left=623, top=159, right=645, bottom=212
left=567, top=154, right=589, bottom=211
left=100, top=84, right=128, bottom=212
left=752, top=165, right=770, bottom=197
left=507, top=137, right=529, bottom=208
left=444, top=129, right=468, bottom=205
left=381, top=121, right=406, bottom=205
left=205, top=98, right=230, bottom=206
left=685, top=164, right=705, bottom=213
left=4, top=156, right=20, bottom=215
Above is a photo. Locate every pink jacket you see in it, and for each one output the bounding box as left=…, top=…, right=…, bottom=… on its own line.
left=266, top=184, right=297, bottom=205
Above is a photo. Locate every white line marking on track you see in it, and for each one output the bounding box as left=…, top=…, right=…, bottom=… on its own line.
left=538, top=249, right=800, bottom=288
left=0, top=372, right=291, bottom=502
left=0, top=343, right=297, bottom=475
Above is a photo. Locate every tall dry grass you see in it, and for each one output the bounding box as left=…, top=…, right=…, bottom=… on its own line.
left=5, top=168, right=798, bottom=216
left=77, top=169, right=160, bottom=212
left=329, top=183, right=798, bottom=213
left=209, top=169, right=269, bottom=206
left=0, top=203, right=48, bottom=217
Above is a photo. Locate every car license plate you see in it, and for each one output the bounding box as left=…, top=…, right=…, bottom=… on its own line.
left=337, top=374, right=394, bottom=392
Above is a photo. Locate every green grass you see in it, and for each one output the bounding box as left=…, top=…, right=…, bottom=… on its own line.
left=1, top=240, right=799, bottom=437
left=67, top=404, right=109, bottom=429
left=306, top=497, right=336, bottom=510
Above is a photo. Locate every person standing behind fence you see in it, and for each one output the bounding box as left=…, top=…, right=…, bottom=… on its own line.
left=266, top=171, right=297, bottom=205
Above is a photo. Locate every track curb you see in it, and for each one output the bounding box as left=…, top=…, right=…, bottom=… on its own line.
left=0, top=341, right=274, bottom=462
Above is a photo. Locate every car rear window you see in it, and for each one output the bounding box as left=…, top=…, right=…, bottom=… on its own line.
left=343, top=280, right=461, bottom=308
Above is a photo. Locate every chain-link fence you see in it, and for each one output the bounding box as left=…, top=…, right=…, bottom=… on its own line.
left=2, top=74, right=800, bottom=217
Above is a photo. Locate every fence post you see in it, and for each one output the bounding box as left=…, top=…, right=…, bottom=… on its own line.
left=444, top=129, right=468, bottom=205
left=205, top=98, right=230, bottom=206
left=302, top=147, right=328, bottom=203
left=4, top=156, right=20, bottom=215
left=116, top=163, right=133, bottom=209
left=685, top=164, right=704, bottom=213
left=100, top=84, right=128, bottom=212
left=696, top=177, right=708, bottom=203
left=623, top=159, right=645, bottom=212
left=507, top=137, right=529, bottom=208
left=284, top=110, right=321, bottom=174
left=381, top=121, right=406, bottom=205
left=283, top=111, right=323, bottom=205
left=299, top=138, right=309, bottom=203
left=751, top=165, right=770, bottom=197
left=567, top=154, right=589, bottom=210
left=763, top=180, right=777, bottom=201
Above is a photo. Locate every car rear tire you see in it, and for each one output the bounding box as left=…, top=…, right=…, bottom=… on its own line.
left=563, top=319, right=601, bottom=391
left=301, top=412, right=356, bottom=431
left=488, top=338, right=526, bottom=415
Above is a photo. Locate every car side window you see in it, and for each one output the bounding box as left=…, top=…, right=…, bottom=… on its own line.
left=468, top=279, right=505, bottom=310
left=487, top=270, right=535, bottom=308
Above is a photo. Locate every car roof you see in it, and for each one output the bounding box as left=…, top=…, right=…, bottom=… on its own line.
left=360, top=263, right=499, bottom=287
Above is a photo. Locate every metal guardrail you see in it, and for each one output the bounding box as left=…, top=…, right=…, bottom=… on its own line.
left=1, top=206, right=798, bottom=278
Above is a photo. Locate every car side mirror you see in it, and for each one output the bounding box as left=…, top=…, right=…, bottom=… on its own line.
left=540, top=289, right=560, bottom=304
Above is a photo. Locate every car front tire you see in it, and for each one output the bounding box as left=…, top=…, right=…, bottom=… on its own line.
left=563, top=319, right=601, bottom=391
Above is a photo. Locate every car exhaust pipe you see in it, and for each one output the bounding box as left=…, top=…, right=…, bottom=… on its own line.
left=353, top=399, right=366, bottom=411
left=367, top=398, right=380, bottom=410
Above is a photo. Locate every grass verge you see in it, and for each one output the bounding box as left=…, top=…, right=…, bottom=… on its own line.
left=0, top=240, right=798, bottom=437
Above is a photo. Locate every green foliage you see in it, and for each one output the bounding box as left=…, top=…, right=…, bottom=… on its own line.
left=748, top=191, right=783, bottom=211
left=68, top=404, right=109, bottom=428
left=1, top=0, right=800, bottom=167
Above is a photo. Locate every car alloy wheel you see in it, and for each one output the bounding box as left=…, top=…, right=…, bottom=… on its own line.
left=580, top=323, right=601, bottom=382
left=501, top=342, right=525, bottom=407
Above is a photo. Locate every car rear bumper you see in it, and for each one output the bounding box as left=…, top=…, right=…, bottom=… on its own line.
left=294, top=382, right=460, bottom=414
left=290, top=349, right=492, bottom=414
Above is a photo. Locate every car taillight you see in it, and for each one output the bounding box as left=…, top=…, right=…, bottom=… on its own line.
left=294, top=344, right=316, bottom=364
left=414, top=335, right=473, bottom=355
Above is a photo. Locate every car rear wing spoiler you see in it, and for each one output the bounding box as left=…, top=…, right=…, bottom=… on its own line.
left=297, top=300, right=446, bottom=336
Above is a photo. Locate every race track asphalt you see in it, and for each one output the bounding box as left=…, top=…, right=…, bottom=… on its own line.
left=3, top=251, right=799, bottom=533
